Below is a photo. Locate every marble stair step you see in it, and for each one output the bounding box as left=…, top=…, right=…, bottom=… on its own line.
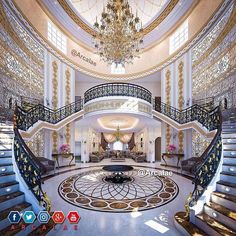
left=174, top=212, right=207, bottom=236
left=222, top=133, right=236, bottom=138
left=0, top=191, right=25, bottom=211
left=0, top=144, right=13, bottom=150
left=0, top=150, right=12, bottom=157
left=0, top=202, right=32, bottom=230
left=211, top=191, right=236, bottom=211
left=0, top=172, right=15, bottom=184
left=0, top=218, right=41, bottom=236
left=0, top=180, right=19, bottom=196
left=220, top=171, right=236, bottom=184
left=28, top=218, right=57, bottom=236
left=204, top=202, right=236, bottom=231
left=217, top=180, right=236, bottom=196
left=223, top=156, right=236, bottom=165
left=223, top=138, right=236, bottom=144
left=196, top=213, right=236, bottom=236
left=0, top=164, right=13, bottom=173
left=0, top=157, right=12, bottom=165
left=223, top=150, right=236, bottom=157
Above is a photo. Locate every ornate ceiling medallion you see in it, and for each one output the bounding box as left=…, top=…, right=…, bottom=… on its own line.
left=92, top=0, right=144, bottom=66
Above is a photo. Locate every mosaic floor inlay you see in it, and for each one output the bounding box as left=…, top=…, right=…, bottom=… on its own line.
left=58, top=166, right=179, bottom=212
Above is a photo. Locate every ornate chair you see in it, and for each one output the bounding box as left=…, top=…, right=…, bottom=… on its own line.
left=37, top=157, right=56, bottom=174
left=181, top=157, right=201, bottom=174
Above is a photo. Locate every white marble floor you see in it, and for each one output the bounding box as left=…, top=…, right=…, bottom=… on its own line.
left=43, top=160, right=193, bottom=236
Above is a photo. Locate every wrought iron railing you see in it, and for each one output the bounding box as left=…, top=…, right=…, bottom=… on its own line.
left=189, top=126, right=222, bottom=206
left=13, top=116, right=51, bottom=210
left=153, top=101, right=221, bottom=131
left=84, top=83, right=152, bottom=104
left=16, top=99, right=83, bottom=131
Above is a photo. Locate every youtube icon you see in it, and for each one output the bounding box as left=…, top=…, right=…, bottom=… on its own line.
left=67, top=211, right=80, bottom=224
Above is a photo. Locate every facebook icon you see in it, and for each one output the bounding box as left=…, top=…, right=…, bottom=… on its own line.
left=8, top=211, right=21, bottom=224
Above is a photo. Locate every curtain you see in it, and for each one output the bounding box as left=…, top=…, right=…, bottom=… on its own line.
left=128, top=132, right=135, bottom=150
left=103, top=133, right=133, bottom=143
left=119, top=134, right=132, bottom=143
left=101, top=133, right=108, bottom=150
left=103, top=134, right=116, bottom=143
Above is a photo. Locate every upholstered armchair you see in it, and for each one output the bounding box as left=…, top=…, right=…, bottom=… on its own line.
left=37, top=157, right=56, bottom=174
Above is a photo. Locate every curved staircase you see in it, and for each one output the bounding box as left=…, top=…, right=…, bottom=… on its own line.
left=194, top=121, right=236, bottom=236
left=175, top=118, right=236, bottom=236
left=0, top=123, right=55, bottom=236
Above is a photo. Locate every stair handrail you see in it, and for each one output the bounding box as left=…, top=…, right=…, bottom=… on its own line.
left=16, top=99, right=84, bottom=131
left=13, top=106, right=51, bottom=210
left=153, top=101, right=220, bottom=131
left=189, top=106, right=222, bottom=206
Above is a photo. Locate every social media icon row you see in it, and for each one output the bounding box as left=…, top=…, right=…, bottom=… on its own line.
left=8, top=211, right=50, bottom=224
left=8, top=211, right=80, bottom=224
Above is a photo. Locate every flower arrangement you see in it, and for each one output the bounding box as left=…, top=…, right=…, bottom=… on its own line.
left=166, top=144, right=176, bottom=154
left=60, top=144, right=70, bottom=154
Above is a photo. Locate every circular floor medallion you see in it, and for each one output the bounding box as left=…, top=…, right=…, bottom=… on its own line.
left=58, top=166, right=179, bottom=212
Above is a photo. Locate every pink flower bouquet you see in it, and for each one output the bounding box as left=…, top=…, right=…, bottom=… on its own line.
left=60, top=144, right=70, bottom=154
left=166, top=144, right=176, bottom=154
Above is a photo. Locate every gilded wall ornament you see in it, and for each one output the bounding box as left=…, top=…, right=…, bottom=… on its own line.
left=178, top=61, right=184, bottom=154
left=52, top=61, right=59, bottom=153
left=165, top=69, right=171, bottom=148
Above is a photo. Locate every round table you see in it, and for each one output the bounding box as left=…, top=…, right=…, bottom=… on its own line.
left=102, top=165, right=134, bottom=184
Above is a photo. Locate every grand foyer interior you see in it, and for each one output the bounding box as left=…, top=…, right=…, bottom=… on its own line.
left=0, top=0, right=236, bottom=235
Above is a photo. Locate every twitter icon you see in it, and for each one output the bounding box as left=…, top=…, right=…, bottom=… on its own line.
left=23, top=211, right=36, bottom=224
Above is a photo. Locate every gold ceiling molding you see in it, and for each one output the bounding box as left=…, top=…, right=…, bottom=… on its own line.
left=57, top=0, right=179, bottom=36
left=0, top=1, right=43, bottom=67
left=9, top=0, right=228, bottom=81
left=192, top=6, right=236, bottom=68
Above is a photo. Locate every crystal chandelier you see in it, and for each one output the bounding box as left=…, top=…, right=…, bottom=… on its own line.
left=114, top=126, right=121, bottom=141
left=93, top=0, right=144, bottom=66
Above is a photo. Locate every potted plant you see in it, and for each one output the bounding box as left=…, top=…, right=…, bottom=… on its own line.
left=166, top=144, right=176, bottom=154
left=60, top=144, right=70, bottom=154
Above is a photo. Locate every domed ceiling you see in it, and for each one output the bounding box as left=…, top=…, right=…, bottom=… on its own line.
left=40, top=0, right=195, bottom=49
left=69, top=0, right=169, bottom=28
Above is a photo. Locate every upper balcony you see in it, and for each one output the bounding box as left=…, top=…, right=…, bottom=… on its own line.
left=84, top=83, right=152, bottom=104
left=83, top=83, right=153, bottom=117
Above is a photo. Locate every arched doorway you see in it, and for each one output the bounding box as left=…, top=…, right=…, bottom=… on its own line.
left=155, top=137, right=161, bottom=162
